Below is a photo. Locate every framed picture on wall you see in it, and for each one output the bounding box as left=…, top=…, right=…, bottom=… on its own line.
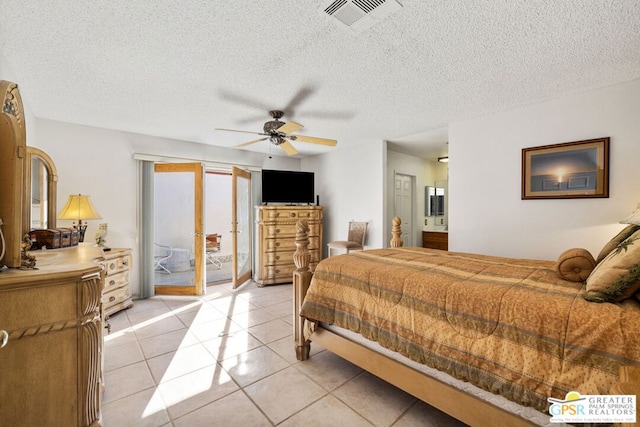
left=522, top=137, right=610, bottom=200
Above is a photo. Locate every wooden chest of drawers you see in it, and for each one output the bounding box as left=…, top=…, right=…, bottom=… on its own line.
left=101, top=248, right=134, bottom=317
left=256, top=206, right=323, bottom=286
left=422, top=231, right=448, bottom=251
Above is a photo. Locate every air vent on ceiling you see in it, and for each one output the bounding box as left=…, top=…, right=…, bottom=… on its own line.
left=319, top=0, right=402, bottom=34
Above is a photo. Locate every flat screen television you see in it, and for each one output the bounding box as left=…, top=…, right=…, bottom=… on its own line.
left=261, top=169, right=315, bottom=204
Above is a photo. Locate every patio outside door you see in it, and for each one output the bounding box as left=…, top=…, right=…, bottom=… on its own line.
left=154, top=162, right=205, bottom=296
left=232, top=166, right=252, bottom=289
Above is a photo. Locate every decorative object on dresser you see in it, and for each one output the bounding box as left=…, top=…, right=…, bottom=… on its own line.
left=422, top=230, right=448, bottom=250
left=95, top=222, right=108, bottom=247
left=102, top=248, right=134, bottom=318
left=58, top=194, right=102, bottom=242
left=256, top=205, right=322, bottom=286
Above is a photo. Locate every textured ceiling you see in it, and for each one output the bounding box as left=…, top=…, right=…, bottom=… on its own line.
left=1, top=1, right=639, bottom=159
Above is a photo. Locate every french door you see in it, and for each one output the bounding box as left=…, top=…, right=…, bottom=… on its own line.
left=154, top=162, right=205, bottom=296
left=231, top=166, right=252, bottom=289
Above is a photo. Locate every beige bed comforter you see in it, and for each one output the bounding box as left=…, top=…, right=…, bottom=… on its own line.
left=300, top=247, right=640, bottom=412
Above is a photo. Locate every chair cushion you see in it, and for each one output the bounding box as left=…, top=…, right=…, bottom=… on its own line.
left=327, top=241, right=363, bottom=249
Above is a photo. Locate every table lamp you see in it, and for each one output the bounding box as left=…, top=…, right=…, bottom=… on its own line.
left=58, top=194, right=102, bottom=242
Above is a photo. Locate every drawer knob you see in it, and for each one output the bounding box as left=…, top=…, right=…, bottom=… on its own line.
left=0, top=330, right=8, bottom=348
left=110, top=280, right=116, bottom=286
left=109, top=296, right=116, bottom=302
left=291, top=213, right=296, bottom=217
left=276, top=229, right=280, bottom=233
left=276, top=255, right=280, bottom=260
left=275, top=242, right=280, bottom=247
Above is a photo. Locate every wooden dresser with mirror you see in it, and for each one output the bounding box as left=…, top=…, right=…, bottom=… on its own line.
left=0, top=80, right=121, bottom=426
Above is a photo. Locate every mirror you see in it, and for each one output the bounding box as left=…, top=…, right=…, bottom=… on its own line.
left=425, top=185, right=445, bottom=217
left=24, top=147, right=58, bottom=231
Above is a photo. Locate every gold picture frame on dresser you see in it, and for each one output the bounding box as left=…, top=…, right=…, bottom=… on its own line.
left=256, top=205, right=323, bottom=286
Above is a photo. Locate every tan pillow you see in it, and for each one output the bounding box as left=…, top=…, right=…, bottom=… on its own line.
left=555, top=248, right=596, bottom=282
left=585, top=230, right=640, bottom=302
left=596, top=224, right=640, bottom=263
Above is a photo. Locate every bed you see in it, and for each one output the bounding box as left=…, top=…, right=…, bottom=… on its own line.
left=292, top=217, right=640, bottom=426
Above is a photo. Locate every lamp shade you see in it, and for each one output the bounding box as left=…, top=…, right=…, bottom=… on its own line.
left=58, top=194, right=102, bottom=221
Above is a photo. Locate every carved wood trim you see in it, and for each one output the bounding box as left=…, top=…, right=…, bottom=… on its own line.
left=81, top=274, right=103, bottom=317
left=80, top=319, right=102, bottom=426
left=1, top=81, right=24, bottom=130
left=0, top=80, right=27, bottom=267
left=293, top=219, right=312, bottom=360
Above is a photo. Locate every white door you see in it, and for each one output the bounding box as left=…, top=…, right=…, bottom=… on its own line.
left=394, top=172, right=414, bottom=246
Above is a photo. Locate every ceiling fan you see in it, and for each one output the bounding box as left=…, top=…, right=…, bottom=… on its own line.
left=215, top=110, right=338, bottom=156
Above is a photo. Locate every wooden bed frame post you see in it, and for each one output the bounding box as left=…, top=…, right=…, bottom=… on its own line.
left=390, top=216, right=403, bottom=248
left=293, top=219, right=312, bottom=361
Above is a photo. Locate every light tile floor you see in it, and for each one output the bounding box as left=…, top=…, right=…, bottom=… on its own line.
left=102, top=280, right=465, bottom=426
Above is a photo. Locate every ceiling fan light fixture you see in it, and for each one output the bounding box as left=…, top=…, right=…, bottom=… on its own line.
left=270, top=136, right=285, bottom=146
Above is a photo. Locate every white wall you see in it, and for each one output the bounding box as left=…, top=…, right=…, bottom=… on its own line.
left=449, top=78, right=640, bottom=260
left=302, top=140, right=386, bottom=255
left=30, top=118, right=300, bottom=298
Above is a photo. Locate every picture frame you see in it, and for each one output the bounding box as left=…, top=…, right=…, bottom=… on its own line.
left=522, top=137, right=609, bottom=200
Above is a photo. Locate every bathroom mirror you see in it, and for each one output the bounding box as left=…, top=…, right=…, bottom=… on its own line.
left=425, top=185, right=445, bottom=217
left=24, top=147, right=58, bottom=231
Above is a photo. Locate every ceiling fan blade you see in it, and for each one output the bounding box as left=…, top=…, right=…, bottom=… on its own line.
left=277, top=121, right=303, bottom=134
left=215, top=128, right=266, bottom=136
left=217, top=89, right=272, bottom=112
left=234, top=137, right=268, bottom=148
left=292, top=135, right=337, bottom=146
left=282, top=85, right=317, bottom=117
left=279, top=140, right=298, bottom=156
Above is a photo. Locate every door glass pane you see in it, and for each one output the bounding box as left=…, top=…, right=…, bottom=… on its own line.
left=205, top=172, right=232, bottom=284
left=236, top=173, right=251, bottom=281
left=154, top=171, right=196, bottom=287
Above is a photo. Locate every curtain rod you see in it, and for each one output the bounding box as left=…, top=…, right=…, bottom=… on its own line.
left=132, top=152, right=262, bottom=171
